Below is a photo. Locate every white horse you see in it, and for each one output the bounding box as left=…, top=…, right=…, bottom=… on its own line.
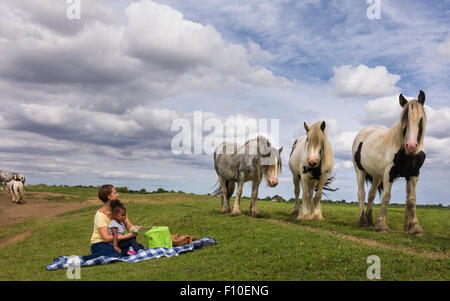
left=289, top=121, right=335, bottom=221
left=8, top=180, right=25, bottom=204
left=352, top=91, right=427, bottom=235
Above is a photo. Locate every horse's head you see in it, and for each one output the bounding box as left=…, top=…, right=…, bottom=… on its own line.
left=13, top=173, right=25, bottom=183
left=257, top=136, right=283, bottom=187
left=399, top=91, right=427, bottom=155
left=304, top=121, right=327, bottom=168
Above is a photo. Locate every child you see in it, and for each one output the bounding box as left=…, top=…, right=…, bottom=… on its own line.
left=109, top=199, right=144, bottom=256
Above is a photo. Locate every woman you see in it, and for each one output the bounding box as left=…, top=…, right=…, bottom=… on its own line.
left=82, top=184, right=143, bottom=260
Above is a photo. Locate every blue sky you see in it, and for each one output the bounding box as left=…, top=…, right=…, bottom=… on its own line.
left=0, top=0, right=449, bottom=205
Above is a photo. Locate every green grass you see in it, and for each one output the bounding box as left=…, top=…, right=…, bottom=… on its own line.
left=25, top=184, right=99, bottom=203
left=264, top=202, right=449, bottom=254
left=0, top=186, right=448, bottom=281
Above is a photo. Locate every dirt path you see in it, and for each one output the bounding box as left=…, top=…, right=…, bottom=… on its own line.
left=265, top=218, right=449, bottom=259
left=0, top=192, right=182, bottom=227
left=0, top=191, right=101, bottom=227
left=0, top=192, right=191, bottom=248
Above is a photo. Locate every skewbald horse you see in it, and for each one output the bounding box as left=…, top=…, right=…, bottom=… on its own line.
left=352, top=91, right=427, bottom=235
left=289, top=121, right=335, bottom=221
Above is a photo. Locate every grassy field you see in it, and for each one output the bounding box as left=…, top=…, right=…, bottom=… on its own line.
left=0, top=185, right=448, bottom=281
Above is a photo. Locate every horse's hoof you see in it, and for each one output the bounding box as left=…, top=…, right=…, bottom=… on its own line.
left=313, top=215, right=324, bottom=221
left=296, top=215, right=310, bottom=221
left=230, top=210, right=241, bottom=216
left=290, top=209, right=299, bottom=216
left=220, top=208, right=231, bottom=213
left=357, top=215, right=369, bottom=227
left=407, top=223, right=423, bottom=236
left=374, top=221, right=390, bottom=233
left=311, top=210, right=324, bottom=221
left=250, top=212, right=263, bottom=218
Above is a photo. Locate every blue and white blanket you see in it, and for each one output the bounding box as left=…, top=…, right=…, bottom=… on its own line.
left=46, top=237, right=216, bottom=271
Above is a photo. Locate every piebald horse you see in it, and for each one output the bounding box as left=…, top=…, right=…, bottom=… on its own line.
left=352, top=91, right=427, bottom=235
left=289, top=121, right=335, bottom=221
left=213, top=136, right=283, bottom=218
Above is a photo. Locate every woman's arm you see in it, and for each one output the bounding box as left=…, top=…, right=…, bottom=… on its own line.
left=98, top=226, right=137, bottom=242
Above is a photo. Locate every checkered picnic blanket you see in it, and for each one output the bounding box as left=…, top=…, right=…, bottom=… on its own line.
left=46, top=237, right=216, bottom=271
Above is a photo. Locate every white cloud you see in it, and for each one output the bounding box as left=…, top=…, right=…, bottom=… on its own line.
left=424, top=105, right=450, bottom=139
left=364, top=95, right=403, bottom=126
left=3, top=0, right=116, bottom=36
left=123, top=0, right=291, bottom=88
left=423, top=136, right=450, bottom=167
left=330, top=64, right=401, bottom=97
left=334, top=160, right=354, bottom=169
left=0, top=0, right=292, bottom=116
left=329, top=131, right=358, bottom=161
left=363, top=95, right=450, bottom=139
left=437, top=33, right=450, bottom=58
left=18, top=103, right=141, bottom=137
left=247, top=40, right=273, bottom=63
left=99, top=171, right=184, bottom=180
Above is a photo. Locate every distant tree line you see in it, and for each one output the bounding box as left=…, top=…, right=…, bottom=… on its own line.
left=41, top=184, right=448, bottom=208
left=115, top=187, right=187, bottom=195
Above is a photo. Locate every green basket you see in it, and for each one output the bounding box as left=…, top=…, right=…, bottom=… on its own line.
left=139, top=226, right=172, bottom=249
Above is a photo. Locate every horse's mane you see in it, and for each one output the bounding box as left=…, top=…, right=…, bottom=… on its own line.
left=308, top=122, right=333, bottom=174
left=243, top=135, right=282, bottom=180
left=384, top=99, right=427, bottom=147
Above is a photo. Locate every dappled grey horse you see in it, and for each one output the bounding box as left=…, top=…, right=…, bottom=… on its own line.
left=213, top=136, right=282, bottom=218
left=0, top=171, right=25, bottom=184
left=1, top=171, right=26, bottom=192
left=0, top=170, right=16, bottom=183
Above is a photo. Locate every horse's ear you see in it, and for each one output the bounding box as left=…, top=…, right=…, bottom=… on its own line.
left=418, top=90, right=425, bottom=105
left=304, top=122, right=310, bottom=132
left=399, top=94, right=408, bottom=107
left=320, top=121, right=326, bottom=132
left=279, top=146, right=283, bottom=154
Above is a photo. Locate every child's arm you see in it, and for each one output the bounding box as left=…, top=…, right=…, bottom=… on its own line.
left=111, top=227, right=121, bottom=254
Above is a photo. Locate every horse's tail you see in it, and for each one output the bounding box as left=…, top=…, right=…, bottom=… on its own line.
left=365, top=174, right=383, bottom=196
left=212, top=180, right=222, bottom=196
left=212, top=180, right=235, bottom=199
left=322, top=174, right=338, bottom=192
